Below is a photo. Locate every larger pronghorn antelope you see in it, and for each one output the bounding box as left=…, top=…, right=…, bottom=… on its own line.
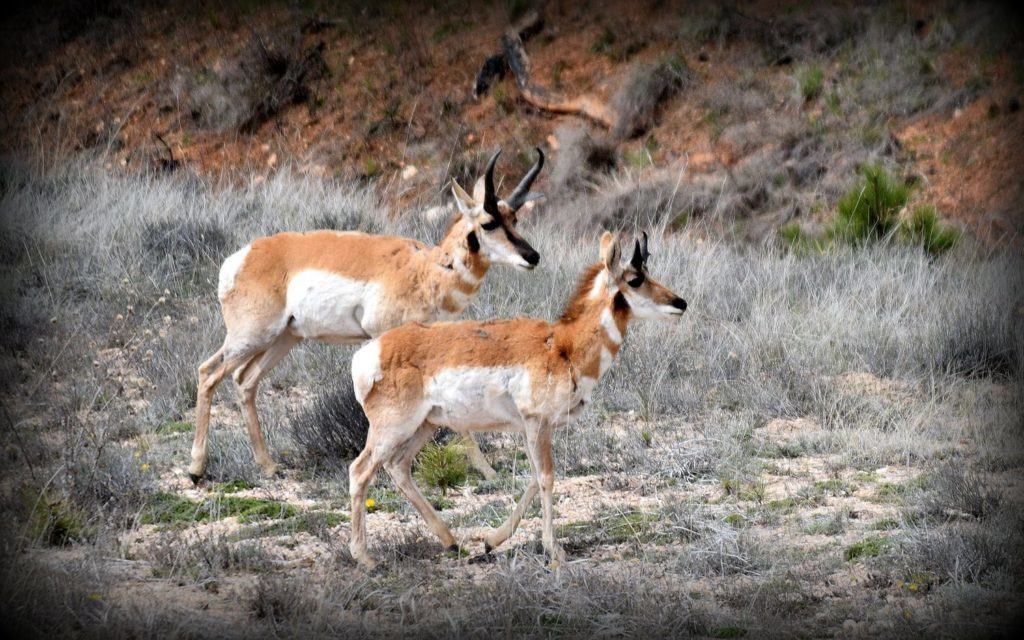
left=348, top=231, right=686, bottom=568
left=189, top=149, right=544, bottom=482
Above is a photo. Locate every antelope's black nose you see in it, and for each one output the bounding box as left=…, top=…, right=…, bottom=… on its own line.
left=524, top=248, right=540, bottom=266
left=672, top=297, right=687, bottom=312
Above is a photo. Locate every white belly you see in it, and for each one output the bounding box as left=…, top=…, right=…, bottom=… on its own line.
left=425, top=366, right=532, bottom=430
left=286, top=270, right=379, bottom=341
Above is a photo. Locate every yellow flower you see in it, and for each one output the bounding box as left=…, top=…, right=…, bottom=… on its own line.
left=140, top=463, right=151, bottom=472
left=365, top=498, right=376, bottom=510
left=88, top=593, right=103, bottom=601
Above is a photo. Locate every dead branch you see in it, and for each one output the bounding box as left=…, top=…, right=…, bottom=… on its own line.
left=472, top=9, right=545, bottom=98
left=152, top=132, right=180, bottom=172
left=501, top=29, right=616, bottom=128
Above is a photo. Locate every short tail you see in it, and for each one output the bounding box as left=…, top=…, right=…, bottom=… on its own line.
left=351, top=339, right=383, bottom=406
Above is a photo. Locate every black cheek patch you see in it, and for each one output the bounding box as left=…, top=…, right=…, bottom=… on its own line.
left=467, top=231, right=480, bottom=253
left=613, top=291, right=629, bottom=311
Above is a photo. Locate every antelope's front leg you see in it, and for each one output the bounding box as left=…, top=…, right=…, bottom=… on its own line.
left=525, top=423, right=565, bottom=565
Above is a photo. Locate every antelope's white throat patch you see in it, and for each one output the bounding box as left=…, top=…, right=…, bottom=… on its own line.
left=600, top=307, right=621, bottom=344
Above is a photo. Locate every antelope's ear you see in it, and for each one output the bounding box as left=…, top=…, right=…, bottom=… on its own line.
left=599, top=231, right=622, bottom=275
left=472, top=175, right=486, bottom=203
left=451, top=180, right=478, bottom=216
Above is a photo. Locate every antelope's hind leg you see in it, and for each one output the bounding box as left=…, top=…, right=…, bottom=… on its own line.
left=461, top=431, right=498, bottom=480
left=348, top=407, right=432, bottom=569
left=189, top=343, right=264, bottom=482
left=232, top=333, right=301, bottom=477
left=384, top=423, right=460, bottom=553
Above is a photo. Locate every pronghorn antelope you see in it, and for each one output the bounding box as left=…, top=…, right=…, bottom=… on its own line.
left=189, top=149, right=545, bottom=482
left=348, top=231, right=686, bottom=568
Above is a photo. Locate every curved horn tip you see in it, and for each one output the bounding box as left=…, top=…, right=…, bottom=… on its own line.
left=486, top=148, right=502, bottom=168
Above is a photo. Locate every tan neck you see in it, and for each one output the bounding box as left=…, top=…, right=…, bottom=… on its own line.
left=429, top=218, right=490, bottom=313
left=555, top=271, right=629, bottom=381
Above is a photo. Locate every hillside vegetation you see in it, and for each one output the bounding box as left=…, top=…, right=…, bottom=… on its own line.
left=1, top=0, right=1022, bottom=242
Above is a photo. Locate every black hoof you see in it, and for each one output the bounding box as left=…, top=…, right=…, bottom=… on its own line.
left=469, top=552, right=496, bottom=565
left=188, top=473, right=203, bottom=486
left=484, top=541, right=493, bottom=554
left=446, top=544, right=461, bottom=554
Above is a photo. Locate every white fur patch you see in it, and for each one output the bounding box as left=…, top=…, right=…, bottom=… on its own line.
left=588, top=270, right=608, bottom=299
left=451, top=255, right=481, bottom=285
left=600, top=307, right=622, bottom=344
left=598, top=346, right=615, bottom=377
left=351, top=340, right=382, bottom=405
left=479, top=228, right=530, bottom=269
left=576, top=375, right=598, bottom=402
left=217, top=244, right=251, bottom=300
left=286, top=270, right=378, bottom=340
left=425, top=366, right=531, bottom=429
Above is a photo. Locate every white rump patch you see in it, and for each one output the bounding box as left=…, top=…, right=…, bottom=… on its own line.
left=286, top=270, right=378, bottom=341
left=351, top=340, right=382, bottom=405
left=218, top=244, right=251, bottom=300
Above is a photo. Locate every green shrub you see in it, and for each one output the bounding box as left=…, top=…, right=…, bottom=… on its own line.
left=21, top=488, right=91, bottom=546
left=414, top=441, right=469, bottom=495
left=901, top=204, right=959, bottom=255
left=831, top=165, right=909, bottom=244
left=844, top=536, right=887, bottom=561
left=799, top=65, right=824, bottom=100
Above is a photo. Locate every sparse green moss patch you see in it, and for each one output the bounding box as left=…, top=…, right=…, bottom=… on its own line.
left=141, top=492, right=298, bottom=525
left=156, top=421, right=192, bottom=435
left=844, top=536, right=887, bottom=562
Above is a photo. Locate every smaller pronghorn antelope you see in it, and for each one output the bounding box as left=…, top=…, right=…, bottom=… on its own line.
left=348, top=231, right=686, bottom=568
left=189, top=149, right=544, bottom=482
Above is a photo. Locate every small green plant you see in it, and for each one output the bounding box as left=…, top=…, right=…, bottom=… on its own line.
left=141, top=492, right=297, bottom=525
left=216, top=479, right=256, bottom=494
left=804, top=509, right=848, bottom=536
left=21, top=488, right=91, bottom=546
left=779, top=221, right=825, bottom=253
left=156, top=420, right=192, bottom=435
left=414, top=441, right=469, bottom=495
left=799, top=65, right=824, bottom=100
left=844, top=536, right=887, bottom=562
left=901, top=204, right=959, bottom=255
left=831, top=165, right=909, bottom=244
left=871, top=517, right=899, bottom=531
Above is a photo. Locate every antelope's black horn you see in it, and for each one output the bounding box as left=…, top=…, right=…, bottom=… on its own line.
left=641, top=231, right=650, bottom=261
left=483, top=148, right=501, bottom=215
left=631, top=239, right=644, bottom=270
left=507, top=147, right=545, bottom=211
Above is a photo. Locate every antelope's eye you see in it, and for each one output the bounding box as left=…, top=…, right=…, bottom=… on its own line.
left=627, top=273, right=645, bottom=288
left=480, top=218, right=500, bottom=231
